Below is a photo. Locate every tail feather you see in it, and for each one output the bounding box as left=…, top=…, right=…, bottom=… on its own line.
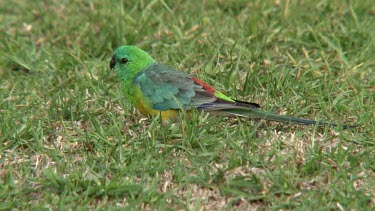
left=205, top=105, right=356, bottom=129
left=234, top=99, right=260, bottom=109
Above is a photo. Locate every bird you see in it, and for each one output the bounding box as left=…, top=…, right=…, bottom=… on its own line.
left=109, top=45, right=355, bottom=129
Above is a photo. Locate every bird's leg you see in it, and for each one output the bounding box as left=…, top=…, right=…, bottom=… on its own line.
left=159, top=111, right=162, bottom=125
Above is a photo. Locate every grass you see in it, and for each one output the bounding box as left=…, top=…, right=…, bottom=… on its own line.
left=1, top=0, right=374, bottom=209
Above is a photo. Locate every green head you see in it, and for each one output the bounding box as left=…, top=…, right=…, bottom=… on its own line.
left=110, top=46, right=155, bottom=80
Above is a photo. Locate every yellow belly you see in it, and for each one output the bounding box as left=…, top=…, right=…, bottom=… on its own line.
left=135, top=97, right=179, bottom=122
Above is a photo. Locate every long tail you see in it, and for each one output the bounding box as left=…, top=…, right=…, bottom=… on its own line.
left=201, top=101, right=356, bottom=129
left=225, top=107, right=357, bottom=129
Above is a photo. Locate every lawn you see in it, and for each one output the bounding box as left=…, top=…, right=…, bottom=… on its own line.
left=1, top=0, right=374, bottom=210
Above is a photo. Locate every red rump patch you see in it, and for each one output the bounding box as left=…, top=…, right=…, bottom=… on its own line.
left=191, top=77, right=216, bottom=94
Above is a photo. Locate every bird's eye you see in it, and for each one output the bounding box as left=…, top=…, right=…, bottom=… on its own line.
left=120, top=58, right=129, bottom=64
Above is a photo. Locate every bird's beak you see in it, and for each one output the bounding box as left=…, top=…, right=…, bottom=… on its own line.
left=110, top=56, right=116, bottom=70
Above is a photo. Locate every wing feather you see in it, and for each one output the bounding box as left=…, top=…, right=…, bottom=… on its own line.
left=134, top=63, right=216, bottom=110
